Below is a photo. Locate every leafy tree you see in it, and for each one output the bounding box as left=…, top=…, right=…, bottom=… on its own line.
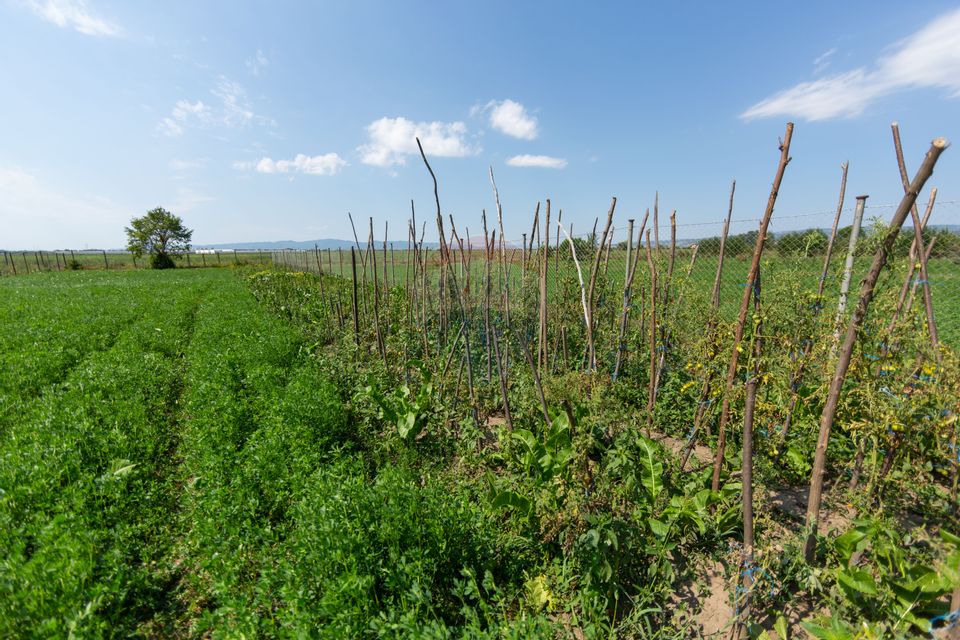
left=125, top=207, right=192, bottom=269
left=777, top=229, right=828, bottom=257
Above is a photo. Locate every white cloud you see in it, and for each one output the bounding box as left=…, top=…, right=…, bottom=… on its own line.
left=246, top=49, right=269, bottom=76
left=158, top=117, right=184, bottom=137
left=486, top=99, right=539, bottom=140
left=159, top=100, right=212, bottom=136
left=157, top=77, right=273, bottom=136
left=26, top=0, right=122, bottom=37
left=506, top=154, right=567, bottom=169
left=172, top=100, right=212, bottom=122
left=237, top=153, right=347, bottom=176
left=742, top=8, right=960, bottom=121
left=212, top=76, right=255, bottom=126
left=358, top=117, right=477, bottom=167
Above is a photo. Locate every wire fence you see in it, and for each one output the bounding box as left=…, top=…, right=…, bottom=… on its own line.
left=0, top=249, right=272, bottom=274
left=271, top=201, right=960, bottom=351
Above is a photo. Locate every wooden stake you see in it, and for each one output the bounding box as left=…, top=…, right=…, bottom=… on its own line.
left=613, top=219, right=638, bottom=380
left=712, top=122, right=794, bottom=494
left=833, top=195, right=867, bottom=334
left=804, top=136, right=948, bottom=563
left=776, top=162, right=849, bottom=455
left=653, top=191, right=661, bottom=258
left=491, top=327, right=513, bottom=431
left=735, top=264, right=763, bottom=639
left=350, top=246, right=360, bottom=347
left=539, top=200, right=551, bottom=373
left=586, top=198, right=617, bottom=370
left=558, top=222, right=589, bottom=371
left=892, top=123, right=941, bottom=361
left=645, top=230, right=657, bottom=436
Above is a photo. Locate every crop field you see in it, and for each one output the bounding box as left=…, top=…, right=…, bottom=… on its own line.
left=8, top=0, right=960, bottom=637
left=3, top=138, right=960, bottom=639
left=0, top=268, right=589, bottom=637
left=4, top=209, right=960, bottom=637
left=276, top=247, right=960, bottom=349
left=0, top=250, right=271, bottom=275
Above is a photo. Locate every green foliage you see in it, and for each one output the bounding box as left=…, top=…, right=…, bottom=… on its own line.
left=364, top=360, right=435, bottom=441
left=7, top=240, right=960, bottom=638
left=125, top=206, right=192, bottom=268
left=802, top=519, right=960, bottom=637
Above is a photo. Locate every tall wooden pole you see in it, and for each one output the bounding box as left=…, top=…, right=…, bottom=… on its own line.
left=804, top=137, right=948, bottom=563
left=712, top=123, right=794, bottom=493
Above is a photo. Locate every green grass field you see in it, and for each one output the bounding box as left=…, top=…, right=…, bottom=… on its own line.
left=0, top=251, right=271, bottom=275
left=0, top=269, right=557, bottom=636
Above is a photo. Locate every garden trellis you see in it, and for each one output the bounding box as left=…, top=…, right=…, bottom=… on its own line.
left=261, top=127, right=957, bottom=636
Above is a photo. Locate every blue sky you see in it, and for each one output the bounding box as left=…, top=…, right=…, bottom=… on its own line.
left=2, top=1, right=959, bottom=249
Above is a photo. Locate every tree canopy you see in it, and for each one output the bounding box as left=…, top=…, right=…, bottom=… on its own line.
left=125, top=207, right=192, bottom=269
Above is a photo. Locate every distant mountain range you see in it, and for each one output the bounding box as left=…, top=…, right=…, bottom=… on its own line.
left=197, top=238, right=439, bottom=251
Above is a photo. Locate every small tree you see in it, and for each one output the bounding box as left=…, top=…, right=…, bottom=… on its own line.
left=126, top=207, right=192, bottom=269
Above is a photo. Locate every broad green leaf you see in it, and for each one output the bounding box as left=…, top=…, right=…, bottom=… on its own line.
left=491, top=490, right=531, bottom=516
left=774, top=615, right=789, bottom=640
left=648, top=518, right=669, bottom=539
left=834, top=527, right=869, bottom=562
left=837, top=568, right=877, bottom=595
left=941, top=529, right=960, bottom=547
left=397, top=412, right=418, bottom=439
left=636, top=437, right=664, bottom=499
left=800, top=620, right=853, bottom=640
left=525, top=575, right=554, bottom=611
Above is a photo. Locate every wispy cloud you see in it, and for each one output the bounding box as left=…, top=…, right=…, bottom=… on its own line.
left=0, top=166, right=128, bottom=249
left=476, top=99, right=539, bottom=140
left=212, top=77, right=255, bottom=127
left=169, top=158, right=208, bottom=171
left=170, top=186, right=215, bottom=213
left=25, top=0, right=122, bottom=37
left=506, top=154, right=567, bottom=169
left=235, top=153, right=347, bottom=176
left=813, top=47, right=837, bottom=74
left=742, top=8, right=960, bottom=121
left=246, top=49, right=269, bottom=76
left=358, top=117, right=478, bottom=167
left=158, top=76, right=273, bottom=136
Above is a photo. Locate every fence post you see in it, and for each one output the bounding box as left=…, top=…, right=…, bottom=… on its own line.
left=350, top=246, right=360, bottom=346
left=834, top=195, right=868, bottom=331
left=102, top=250, right=109, bottom=270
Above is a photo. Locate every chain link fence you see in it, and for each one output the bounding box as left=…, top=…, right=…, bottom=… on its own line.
left=270, top=200, right=960, bottom=351
left=0, top=249, right=272, bottom=273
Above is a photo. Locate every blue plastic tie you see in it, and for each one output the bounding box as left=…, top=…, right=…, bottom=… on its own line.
left=929, top=609, right=960, bottom=633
